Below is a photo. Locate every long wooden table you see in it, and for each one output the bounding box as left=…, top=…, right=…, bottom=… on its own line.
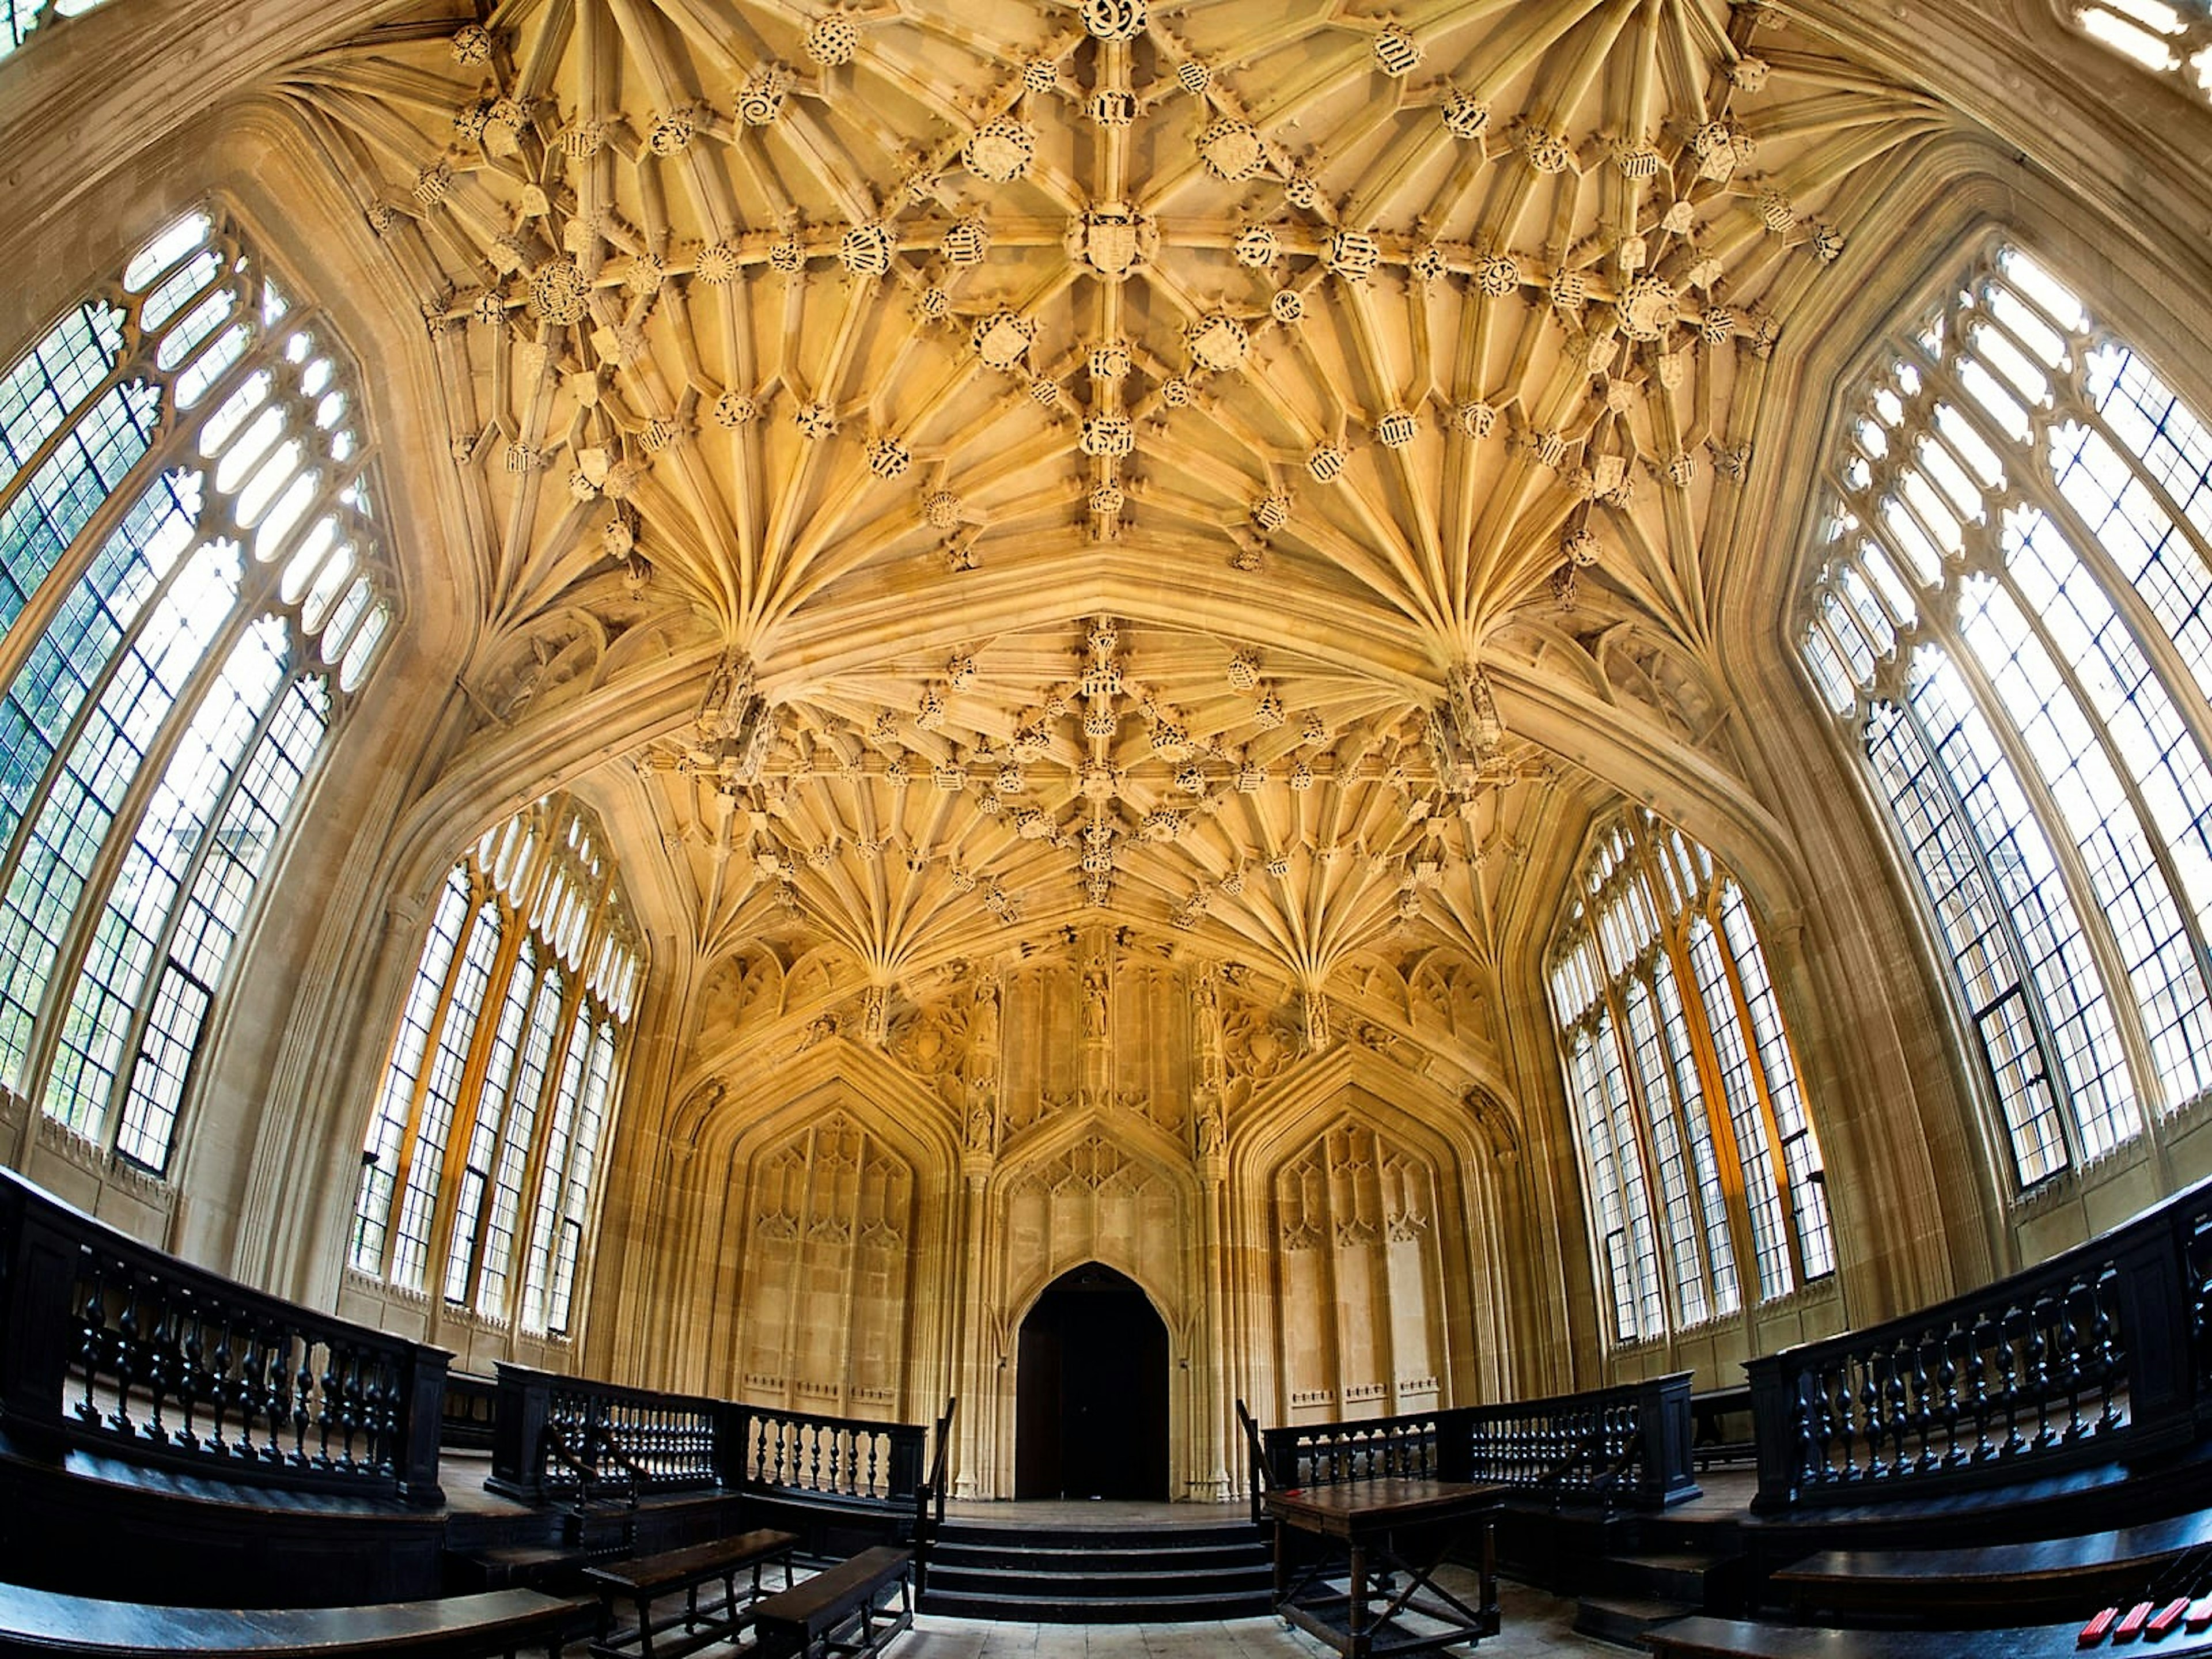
left=1264, top=1477, right=1504, bottom=1659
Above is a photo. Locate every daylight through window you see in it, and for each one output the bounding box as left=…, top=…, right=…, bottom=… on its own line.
left=349, top=794, right=642, bottom=1340
left=1549, top=812, right=1835, bottom=1346
left=1800, top=241, right=2212, bottom=1192
left=0, top=209, right=394, bottom=1175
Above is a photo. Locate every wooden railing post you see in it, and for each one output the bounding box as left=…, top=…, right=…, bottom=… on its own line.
left=2122, top=1222, right=2196, bottom=1457
left=1435, top=1405, right=1475, bottom=1482
left=487, top=1361, right=552, bottom=1501
left=713, top=1399, right=752, bottom=1488
left=887, top=1422, right=925, bottom=1502
left=394, top=1343, right=448, bottom=1505
left=1634, top=1373, right=1698, bottom=1506
left=1744, top=1350, right=1805, bottom=1512
left=0, top=1177, right=79, bottom=1449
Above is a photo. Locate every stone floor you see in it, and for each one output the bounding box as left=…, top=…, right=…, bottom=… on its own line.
left=563, top=1573, right=1629, bottom=1657
left=886, top=1578, right=1627, bottom=1657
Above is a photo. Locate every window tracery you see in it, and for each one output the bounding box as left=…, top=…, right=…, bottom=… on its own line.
left=0, top=209, right=393, bottom=1176
left=1548, top=812, right=1835, bottom=1346
left=1800, top=242, right=2212, bottom=1194
left=1, top=0, right=101, bottom=62
left=348, top=794, right=642, bottom=1340
left=2073, top=1, right=2212, bottom=101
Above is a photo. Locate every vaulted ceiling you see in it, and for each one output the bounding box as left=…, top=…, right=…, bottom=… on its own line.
left=271, top=0, right=1950, bottom=1059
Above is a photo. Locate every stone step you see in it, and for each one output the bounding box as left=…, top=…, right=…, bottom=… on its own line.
left=921, top=1519, right=1274, bottom=1623
left=1574, top=1592, right=1700, bottom=1648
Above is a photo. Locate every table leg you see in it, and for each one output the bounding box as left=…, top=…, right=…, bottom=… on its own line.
left=635, top=1592, right=655, bottom=1659
left=1347, top=1539, right=1369, bottom=1659
left=1273, top=1518, right=1289, bottom=1608
left=1482, top=1518, right=1500, bottom=1633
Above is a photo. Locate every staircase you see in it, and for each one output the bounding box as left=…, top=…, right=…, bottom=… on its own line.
left=1567, top=1509, right=1747, bottom=1649
left=921, top=1516, right=1274, bottom=1623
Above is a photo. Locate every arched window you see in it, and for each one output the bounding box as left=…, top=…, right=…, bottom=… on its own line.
left=349, top=795, right=643, bottom=1341
left=1549, top=812, right=1835, bottom=1345
left=0, top=209, right=393, bottom=1176
left=2073, top=1, right=2212, bottom=101
left=1, top=0, right=104, bottom=62
left=1800, top=241, right=2212, bottom=1194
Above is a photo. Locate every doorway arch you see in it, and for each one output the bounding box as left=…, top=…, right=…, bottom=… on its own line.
left=1014, top=1262, right=1169, bottom=1501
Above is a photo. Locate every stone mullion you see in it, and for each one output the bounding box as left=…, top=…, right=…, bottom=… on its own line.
left=1661, top=916, right=1765, bottom=1312
left=1699, top=887, right=1815, bottom=1298
left=430, top=900, right=529, bottom=1318
left=502, top=969, right=591, bottom=1332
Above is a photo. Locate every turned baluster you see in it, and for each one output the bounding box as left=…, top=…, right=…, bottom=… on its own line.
left=291, top=1341, right=315, bottom=1467
left=109, top=1264, right=141, bottom=1437
left=145, top=1291, right=173, bottom=1445
left=1846, top=1354, right=1877, bottom=1481
left=1815, top=1363, right=1847, bottom=1486
left=1965, top=1306, right=1999, bottom=1461
left=1789, top=1372, right=1820, bottom=1488
left=1936, top=1323, right=1965, bottom=1466
left=1880, top=1339, right=1908, bottom=1478
left=2092, top=1279, right=2123, bottom=1430
left=2060, top=1282, right=2089, bottom=1442
left=310, top=1341, right=339, bottom=1469
left=2026, top=1292, right=2057, bottom=1449
left=1997, top=1304, right=2026, bottom=1457
left=74, top=1253, right=108, bottom=1427
left=1907, top=1330, right=1938, bottom=1472
left=176, top=1298, right=204, bottom=1452
left=204, top=1312, right=234, bottom=1459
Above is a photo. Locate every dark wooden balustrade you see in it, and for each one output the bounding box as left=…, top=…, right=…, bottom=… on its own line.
left=1241, top=1372, right=1698, bottom=1521
left=0, top=1168, right=444, bottom=1503
left=487, top=1363, right=941, bottom=1521
left=1747, top=1172, right=2212, bottom=1511
left=487, top=1363, right=718, bottom=1503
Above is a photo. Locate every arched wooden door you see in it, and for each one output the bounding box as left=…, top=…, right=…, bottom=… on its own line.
left=1014, top=1262, right=1169, bottom=1500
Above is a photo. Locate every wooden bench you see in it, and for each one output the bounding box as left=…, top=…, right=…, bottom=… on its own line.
left=751, top=1547, right=913, bottom=1659
left=1690, top=1385, right=1754, bottom=1470
left=1648, top=1612, right=2212, bottom=1658
left=0, top=1584, right=589, bottom=1657
left=582, top=1527, right=798, bottom=1659
left=1771, top=1509, right=2212, bottom=1625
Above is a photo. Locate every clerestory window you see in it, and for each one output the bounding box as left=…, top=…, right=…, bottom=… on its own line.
left=1800, top=241, right=2212, bottom=1194
left=2073, top=1, right=2212, bottom=101
left=1, top=0, right=103, bottom=62
left=1549, top=811, right=1835, bottom=1346
left=0, top=208, right=393, bottom=1176
left=349, top=794, right=642, bottom=1340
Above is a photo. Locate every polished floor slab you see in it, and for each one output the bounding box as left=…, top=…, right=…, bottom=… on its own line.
left=559, top=1573, right=1628, bottom=1657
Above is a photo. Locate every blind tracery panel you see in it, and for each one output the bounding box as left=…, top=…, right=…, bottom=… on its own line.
left=0, top=209, right=393, bottom=1176
left=349, top=794, right=642, bottom=1340
left=1549, top=813, right=1834, bottom=1346
left=1800, top=243, right=2212, bottom=1193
